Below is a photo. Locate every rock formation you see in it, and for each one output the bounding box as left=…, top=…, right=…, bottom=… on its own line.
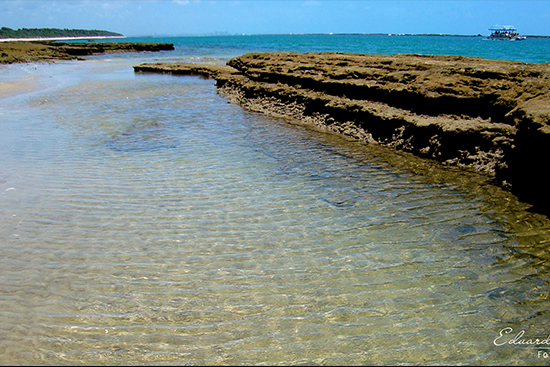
left=138, top=52, right=550, bottom=213
left=0, top=41, right=174, bottom=64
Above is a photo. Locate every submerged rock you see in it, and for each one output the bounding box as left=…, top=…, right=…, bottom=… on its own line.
left=136, top=52, right=550, bottom=214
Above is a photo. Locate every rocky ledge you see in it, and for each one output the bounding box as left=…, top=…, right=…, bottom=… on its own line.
left=134, top=52, right=550, bottom=213
left=0, top=41, right=174, bottom=64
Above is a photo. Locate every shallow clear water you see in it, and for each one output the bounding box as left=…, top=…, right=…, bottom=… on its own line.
left=1, top=49, right=550, bottom=365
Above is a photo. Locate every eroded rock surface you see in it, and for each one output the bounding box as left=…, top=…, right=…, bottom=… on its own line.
left=134, top=52, right=550, bottom=213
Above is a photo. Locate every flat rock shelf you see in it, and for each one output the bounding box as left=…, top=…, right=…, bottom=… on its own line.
left=0, top=41, right=174, bottom=64
left=135, top=52, right=550, bottom=214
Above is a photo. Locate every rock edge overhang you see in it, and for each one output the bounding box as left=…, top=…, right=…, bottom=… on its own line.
left=134, top=52, right=550, bottom=214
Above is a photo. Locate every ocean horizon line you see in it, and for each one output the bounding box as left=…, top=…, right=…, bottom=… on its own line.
left=125, top=32, right=550, bottom=39
left=2, top=32, right=549, bottom=41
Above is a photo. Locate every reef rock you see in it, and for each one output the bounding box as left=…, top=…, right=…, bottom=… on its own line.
left=134, top=52, right=550, bottom=213
left=0, top=41, right=174, bottom=64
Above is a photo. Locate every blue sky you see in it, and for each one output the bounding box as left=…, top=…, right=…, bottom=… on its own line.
left=1, top=1, right=549, bottom=37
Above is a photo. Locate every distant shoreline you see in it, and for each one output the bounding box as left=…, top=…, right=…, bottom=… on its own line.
left=5, top=33, right=548, bottom=40
left=0, top=36, right=125, bottom=43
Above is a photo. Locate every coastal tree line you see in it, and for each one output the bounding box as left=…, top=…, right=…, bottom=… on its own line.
left=0, top=27, right=123, bottom=39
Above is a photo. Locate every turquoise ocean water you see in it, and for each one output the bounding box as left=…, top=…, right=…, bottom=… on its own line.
left=1, top=34, right=550, bottom=365
left=108, top=33, right=550, bottom=63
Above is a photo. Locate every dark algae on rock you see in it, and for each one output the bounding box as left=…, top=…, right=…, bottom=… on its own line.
left=134, top=52, right=548, bottom=214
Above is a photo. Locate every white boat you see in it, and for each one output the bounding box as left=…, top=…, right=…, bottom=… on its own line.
left=488, top=25, right=526, bottom=41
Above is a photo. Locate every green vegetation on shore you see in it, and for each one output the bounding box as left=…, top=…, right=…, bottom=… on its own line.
left=0, top=27, right=123, bottom=39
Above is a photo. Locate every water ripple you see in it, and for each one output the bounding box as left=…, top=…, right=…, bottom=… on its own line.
left=1, top=60, right=550, bottom=365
